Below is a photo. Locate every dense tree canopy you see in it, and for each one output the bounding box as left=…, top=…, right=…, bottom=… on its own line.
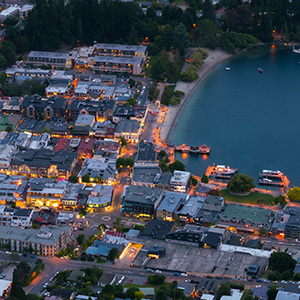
left=287, top=187, right=300, bottom=201
left=268, top=251, right=296, bottom=273
left=227, top=174, right=255, bottom=194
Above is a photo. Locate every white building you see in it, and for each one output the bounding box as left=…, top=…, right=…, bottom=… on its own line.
left=170, top=170, right=191, bottom=193
left=0, top=5, right=20, bottom=22
left=0, top=145, right=15, bottom=173
left=220, top=289, right=243, bottom=300
left=20, top=4, right=34, bottom=19
left=10, top=208, right=33, bottom=228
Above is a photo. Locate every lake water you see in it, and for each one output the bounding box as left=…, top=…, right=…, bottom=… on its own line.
left=170, top=46, right=300, bottom=186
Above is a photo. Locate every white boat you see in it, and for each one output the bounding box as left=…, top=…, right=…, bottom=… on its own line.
left=293, top=45, right=300, bottom=54
left=225, top=67, right=231, bottom=71
left=261, top=170, right=283, bottom=176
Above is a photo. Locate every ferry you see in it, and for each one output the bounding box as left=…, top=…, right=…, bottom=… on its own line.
left=293, top=45, right=300, bottom=54
left=261, top=170, right=283, bottom=176
left=225, top=67, right=231, bottom=71
left=213, top=165, right=238, bottom=179
left=258, top=177, right=284, bottom=186
left=258, top=68, right=264, bottom=73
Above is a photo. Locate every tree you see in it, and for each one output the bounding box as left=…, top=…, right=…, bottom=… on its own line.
left=10, top=252, right=19, bottom=264
left=158, top=150, right=167, bottom=159
left=169, top=160, right=185, bottom=172
left=107, top=248, right=120, bottom=261
left=259, top=227, right=267, bottom=236
left=82, top=174, right=91, bottom=183
left=201, top=174, right=209, bottom=183
left=148, top=274, right=166, bottom=285
left=267, top=286, right=279, bottom=300
left=287, top=187, right=300, bottom=201
left=202, top=0, right=215, bottom=21
left=68, top=174, right=78, bottom=183
left=208, top=189, right=221, bottom=196
left=32, top=224, right=39, bottom=229
left=274, top=195, right=287, bottom=207
left=196, top=19, right=217, bottom=48
left=156, top=287, right=168, bottom=300
left=76, top=234, right=85, bottom=245
left=116, top=157, right=126, bottom=169
left=129, top=78, right=135, bottom=88
left=269, top=251, right=296, bottom=273
left=119, top=136, right=127, bottom=147
left=125, top=287, right=139, bottom=299
left=227, top=174, right=255, bottom=194
left=216, top=283, right=231, bottom=300
left=10, top=269, right=26, bottom=300
left=125, top=157, right=134, bottom=168
left=126, top=98, right=137, bottom=106
left=5, top=125, right=13, bottom=133
left=191, top=176, right=198, bottom=186
left=79, top=208, right=87, bottom=217
left=135, top=290, right=145, bottom=300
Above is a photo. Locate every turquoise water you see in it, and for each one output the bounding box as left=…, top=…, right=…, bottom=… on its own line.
left=170, top=47, right=300, bottom=186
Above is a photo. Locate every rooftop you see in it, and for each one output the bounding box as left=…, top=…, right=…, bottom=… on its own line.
left=28, top=51, right=69, bottom=60
left=123, top=185, right=164, bottom=205
left=157, top=191, right=188, bottom=213
left=136, top=141, right=156, bottom=162
left=95, top=43, right=147, bottom=53
left=93, top=55, right=143, bottom=65
left=132, top=166, right=161, bottom=184
left=222, top=204, right=271, bottom=225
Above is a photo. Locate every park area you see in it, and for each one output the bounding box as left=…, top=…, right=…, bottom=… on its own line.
left=220, top=189, right=275, bottom=206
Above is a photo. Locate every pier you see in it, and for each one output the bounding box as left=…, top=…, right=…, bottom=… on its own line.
left=174, top=144, right=211, bottom=155
left=258, top=171, right=290, bottom=190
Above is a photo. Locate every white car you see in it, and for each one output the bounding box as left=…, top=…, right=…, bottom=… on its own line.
left=155, top=270, right=162, bottom=274
left=181, top=273, right=188, bottom=277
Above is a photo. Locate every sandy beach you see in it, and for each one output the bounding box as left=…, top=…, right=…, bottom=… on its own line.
left=159, top=49, right=232, bottom=144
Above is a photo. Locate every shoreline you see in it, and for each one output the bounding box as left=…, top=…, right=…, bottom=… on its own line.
left=159, top=49, right=232, bottom=144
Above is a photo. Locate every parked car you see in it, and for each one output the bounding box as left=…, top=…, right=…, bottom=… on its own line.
left=174, top=272, right=180, bottom=276
left=30, top=254, right=37, bottom=258
left=155, top=270, right=162, bottom=274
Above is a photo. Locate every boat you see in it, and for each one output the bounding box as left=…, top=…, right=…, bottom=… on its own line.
left=225, top=67, right=231, bottom=71
left=213, top=165, right=238, bottom=179
left=198, top=144, right=211, bottom=154
left=258, top=68, right=264, bottom=73
left=293, top=45, right=300, bottom=54
left=261, top=170, right=283, bottom=176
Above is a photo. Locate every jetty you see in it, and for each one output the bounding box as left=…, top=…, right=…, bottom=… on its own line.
left=174, top=144, right=211, bottom=155
left=258, top=170, right=289, bottom=189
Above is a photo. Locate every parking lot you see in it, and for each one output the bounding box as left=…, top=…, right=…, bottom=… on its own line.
left=133, top=239, right=268, bottom=277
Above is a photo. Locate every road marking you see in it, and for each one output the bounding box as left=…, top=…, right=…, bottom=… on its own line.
left=102, top=216, right=111, bottom=221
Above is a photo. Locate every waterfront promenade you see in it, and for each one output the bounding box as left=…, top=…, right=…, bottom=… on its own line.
left=159, top=49, right=232, bottom=143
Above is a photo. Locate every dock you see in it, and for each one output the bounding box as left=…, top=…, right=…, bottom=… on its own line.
left=258, top=171, right=290, bottom=190
left=174, top=144, right=210, bottom=155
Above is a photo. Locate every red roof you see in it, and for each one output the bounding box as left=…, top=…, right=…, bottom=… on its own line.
left=77, top=138, right=95, bottom=154
left=105, top=230, right=124, bottom=237
left=54, top=138, right=70, bottom=151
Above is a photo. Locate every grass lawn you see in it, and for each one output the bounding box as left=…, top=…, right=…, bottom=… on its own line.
left=220, top=189, right=275, bottom=205
left=124, top=282, right=171, bottom=294
left=145, top=54, right=160, bottom=78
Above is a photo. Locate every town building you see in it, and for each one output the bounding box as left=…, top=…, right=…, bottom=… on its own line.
left=141, top=219, right=175, bottom=239
left=26, top=179, right=67, bottom=208
left=86, top=185, right=114, bottom=212
left=91, top=56, right=143, bottom=75
left=85, top=240, right=124, bottom=258
left=93, top=139, right=120, bottom=159
left=33, top=208, right=58, bottom=225
left=0, top=175, right=28, bottom=203
left=77, top=138, right=95, bottom=159
left=74, top=81, right=90, bottom=99
left=28, top=51, right=70, bottom=68
left=0, top=5, right=20, bottom=22
left=135, top=141, right=157, bottom=166
left=66, top=99, right=115, bottom=121
left=0, top=145, right=15, bottom=173
left=156, top=191, right=188, bottom=221
left=177, top=196, right=205, bottom=223
left=0, top=225, right=72, bottom=256
left=73, top=115, right=95, bottom=136
left=114, top=119, right=141, bottom=144
left=20, top=95, right=67, bottom=120
left=6, top=67, right=52, bottom=81
left=79, top=157, right=116, bottom=184
left=131, top=166, right=162, bottom=187
left=122, top=185, right=164, bottom=217
left=10, top=208, right=33, bottom=228
left=170, top=170, right=191, bottom=193
left=113, top=105, right=148, bottom=123
left=20, top=4, right=34, bottom=19
left=62, top=183, right=84, bottom=210
left=94, top=43, right=147, bottom=61
left=10, top=149, right=78, bottom=179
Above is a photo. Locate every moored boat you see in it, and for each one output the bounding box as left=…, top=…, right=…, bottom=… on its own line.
left=258, top=68, right=264, bottom=73
left=198, top=144, right=211, bottom=154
